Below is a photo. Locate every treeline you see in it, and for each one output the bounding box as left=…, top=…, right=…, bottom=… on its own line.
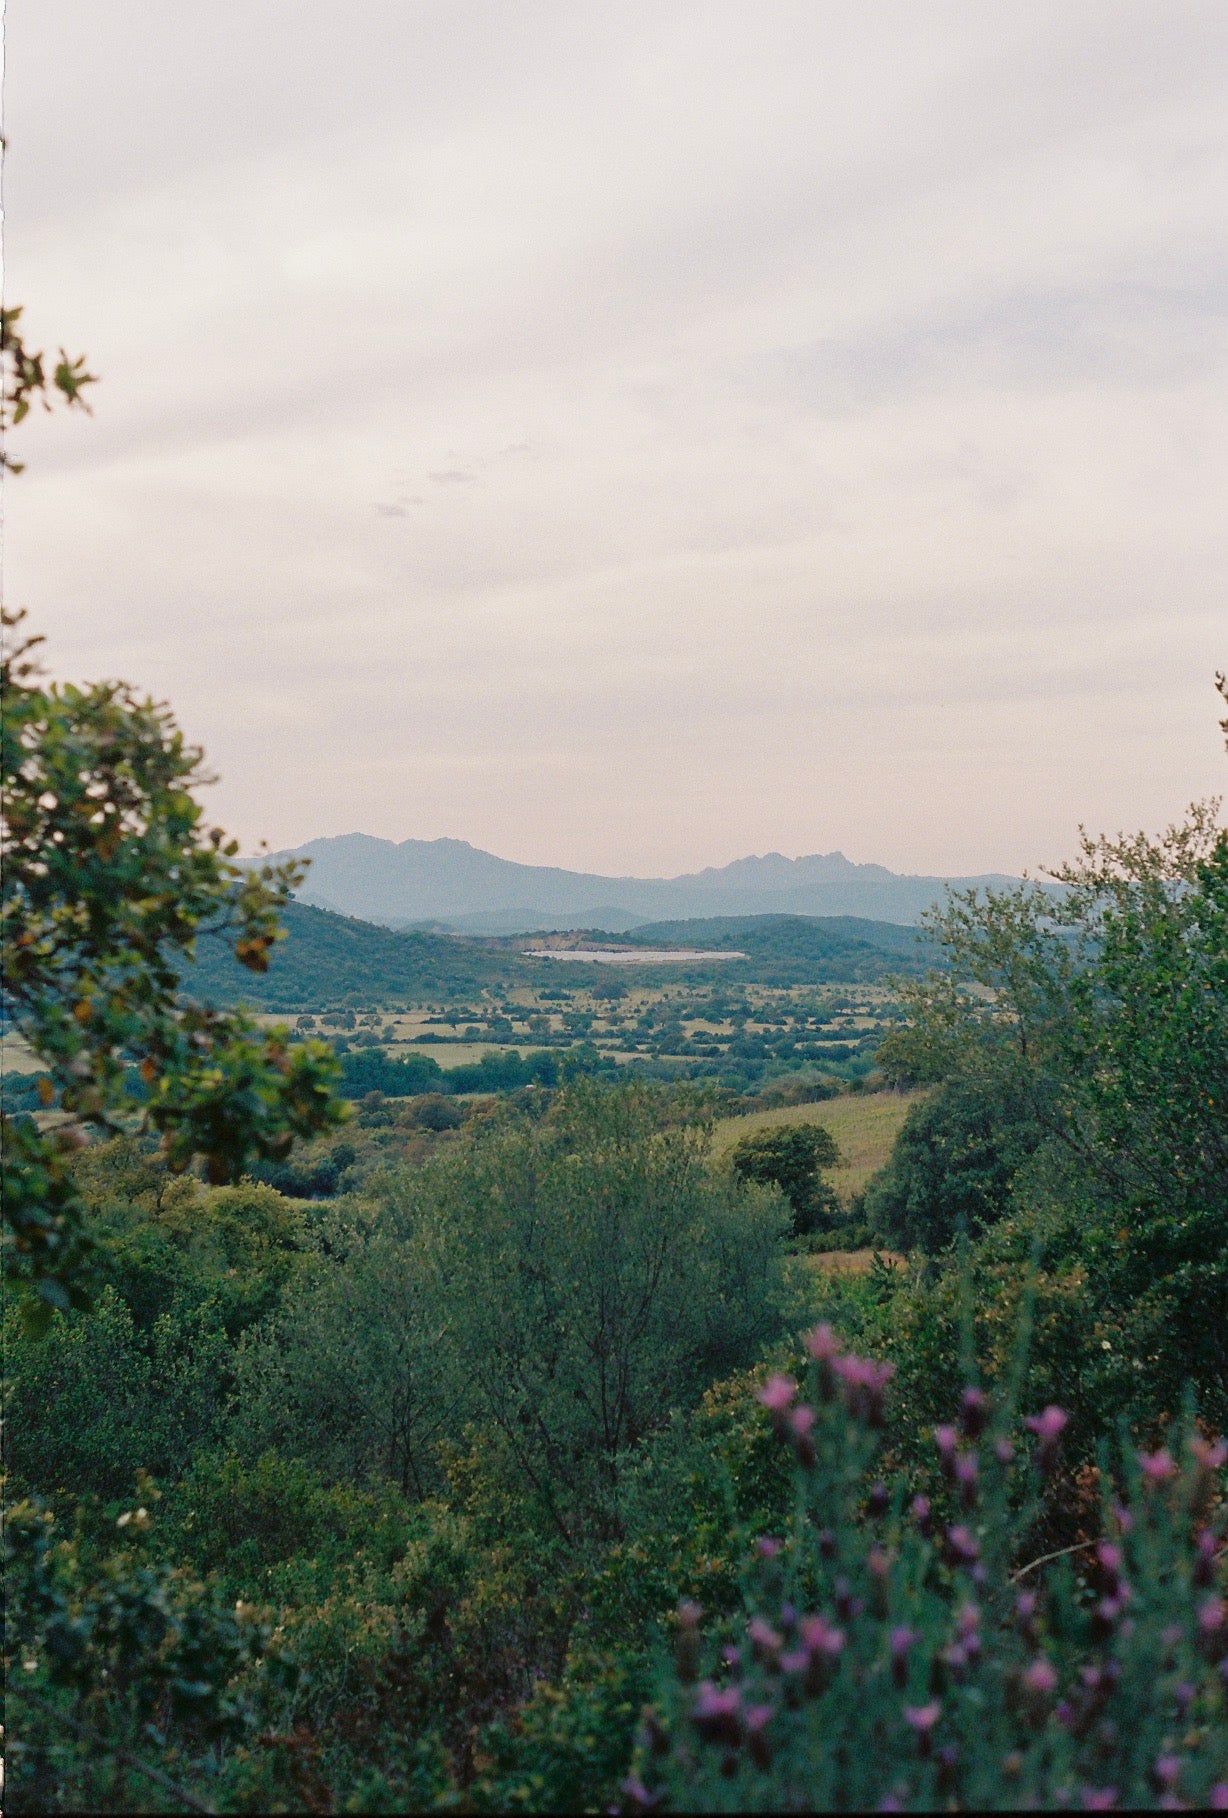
left=336, top=1040, right=614, bottom=1098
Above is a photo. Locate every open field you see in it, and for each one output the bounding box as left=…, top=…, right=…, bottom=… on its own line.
left=0, top=1031, right=42, bottom=1074
left=711, top=1088, right=926, bottom=1204
left=801, top=1247, right=907, bottom=1275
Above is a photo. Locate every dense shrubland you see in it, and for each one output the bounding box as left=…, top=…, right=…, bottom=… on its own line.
left=4, top=346, right=1226, bottom=1805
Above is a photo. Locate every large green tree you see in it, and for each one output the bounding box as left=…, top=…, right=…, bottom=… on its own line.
left=874, top=691, right=1228, bottom=1420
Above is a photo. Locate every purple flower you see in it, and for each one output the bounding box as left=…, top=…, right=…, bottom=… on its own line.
left=757, top=1373, right=798, bottom=1418
left=621, top=1775, right=660, bottom=1812
left=1198, top=1595, right=1228, bottom=1658
left=935, top=1742, right=960, bottom=1791
left=955, top=1452, right=979, bottom=1509
left=1190, top=1434, right=1228, bottom=1472
left=804, top=1321, right=842, bottom=1363
left=868, top=1481, right=889, bottom=1518
left=788, top=1402, right=817, bottom=1466
left=945, top=1524, right=980, bottom=1568
left=1090, top=1594, right=1129, bottom=1640
left=1021, top=1654, right=1058, bottom=1698
left=833, top=1576, right=863, bottom=1622
left=799, top=1614, right=846, bottom=1659
left=955, top=1602, right=980, bottom=1639
left=1025, top=1405, right=1069, bottom=1472
left=1174, top=1679, right=1196, bottom=1718
left=747, top=1617, right=782, bottom=1666
left=1137, top=1447, right=1178, bottom=1486
left=904, top=1701, right=941, bottom=1757
left=868, top=1545, right=892, bottom=1581
left=1111, top=1499, right=1134, bottom=1534
left=1096, top=1541, right=1124, bottom=1585
left=910, top=1493, right=933, bottom=1536
left=1195, top=1527, right=1219, bottom=1587
left=959, top=1385, right=990, bottom=1438
left=994, top=1436, right=1015, bottom=1467
left=746, top=1703, right=773, bottom=1769
left=1152, top=1756, right=1181, bottom=1793
left=690, top=1681, right=743, bottom=1747
left=1080, top=1790, right=1118, bottom=1811
left=832, top=1354, right=894, bottom=1425
left=786, top=1613, right=844, bottom=1696
left=755, top=1535, right=783, bottom=1562
left=720, top=1643, right=741, bottom=1669
left=1209, top=1784, right=1228, bottom=1810
left=934, top=1423, right=960, bottom=1474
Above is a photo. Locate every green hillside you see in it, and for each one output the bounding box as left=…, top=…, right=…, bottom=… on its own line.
left=623, top=913, right=937, bottom=983
left=183, top=902, right=937, bottom=1010
left=185, top=901, right=522, bottom=1008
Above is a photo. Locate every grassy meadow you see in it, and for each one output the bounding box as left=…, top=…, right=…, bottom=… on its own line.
left=712, top=1086, right=926, bottom=1204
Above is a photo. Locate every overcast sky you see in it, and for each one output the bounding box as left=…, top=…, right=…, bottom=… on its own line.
left=5, top=2, right=1226, bottom=877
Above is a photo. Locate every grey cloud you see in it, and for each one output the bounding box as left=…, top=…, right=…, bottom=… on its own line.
left=776, top=278, right=1228, bottom=415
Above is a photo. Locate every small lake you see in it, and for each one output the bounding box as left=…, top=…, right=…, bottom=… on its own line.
left=524, top=947, right=747, bottom=965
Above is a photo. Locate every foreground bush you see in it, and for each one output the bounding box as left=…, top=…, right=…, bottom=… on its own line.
left=631, top=1325, right=1228, bottom=1812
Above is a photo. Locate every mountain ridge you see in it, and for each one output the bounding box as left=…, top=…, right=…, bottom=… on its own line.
left=263, top=833, right=1024, bottom=934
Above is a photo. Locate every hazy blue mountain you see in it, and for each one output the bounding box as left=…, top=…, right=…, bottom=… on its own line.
left=266, top=834, right=1023, bottom=933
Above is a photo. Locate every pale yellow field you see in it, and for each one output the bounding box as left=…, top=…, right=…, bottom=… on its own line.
left=0, top=1031, right=42, bottom=1075
left=711, top=1088, right=926, bottom=1205
left=800, top=1248, right=907, bottom=1276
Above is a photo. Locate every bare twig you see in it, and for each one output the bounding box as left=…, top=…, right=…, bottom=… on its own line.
left=1009, top=1539, right=1095, bottom=1583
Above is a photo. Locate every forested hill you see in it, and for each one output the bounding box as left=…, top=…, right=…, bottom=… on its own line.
left=628, top=914, right=937, bottom=982
left=183, top=902, right=935, bottom=1009
left=185, top=901, right=522, bottom=1008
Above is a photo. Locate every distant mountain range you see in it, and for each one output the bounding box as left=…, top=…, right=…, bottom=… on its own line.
left=263, top=835, right=1023, bottom=934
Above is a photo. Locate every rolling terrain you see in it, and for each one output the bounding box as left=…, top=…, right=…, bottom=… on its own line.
left=183, top=901, right=937, bottom=1009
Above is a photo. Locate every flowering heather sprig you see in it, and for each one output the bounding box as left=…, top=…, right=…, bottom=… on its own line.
left=1138, top=1447, right=1179, bottom=1487
left=910, top=1492, right=933, bottom=1537
left=756, top=1373, right=797, bottom=1434
left=690, top=1682, right=743, bottom=1748
left=954, top=1452, right=979, bottom=1510
left=1195, top=1529, right=1219, bottom=1588
left=904, top=1700, right=942, bottom=1758
left=745, top=1703, right=773, bottom=1770
left=787, top=1402, right=817, bottom=1468
left=1191, top=1435, right=1228, bottom=1473
left=831, top=1353, right=894, bottom=1426
left=1024, top=1405, right=1069, bottom=1473
left=804, top=1320, right=843, bottom=1403
left=959, top=1385, right=991, bottom=1439
left=636, top=1330, right=1228, bottom=1814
